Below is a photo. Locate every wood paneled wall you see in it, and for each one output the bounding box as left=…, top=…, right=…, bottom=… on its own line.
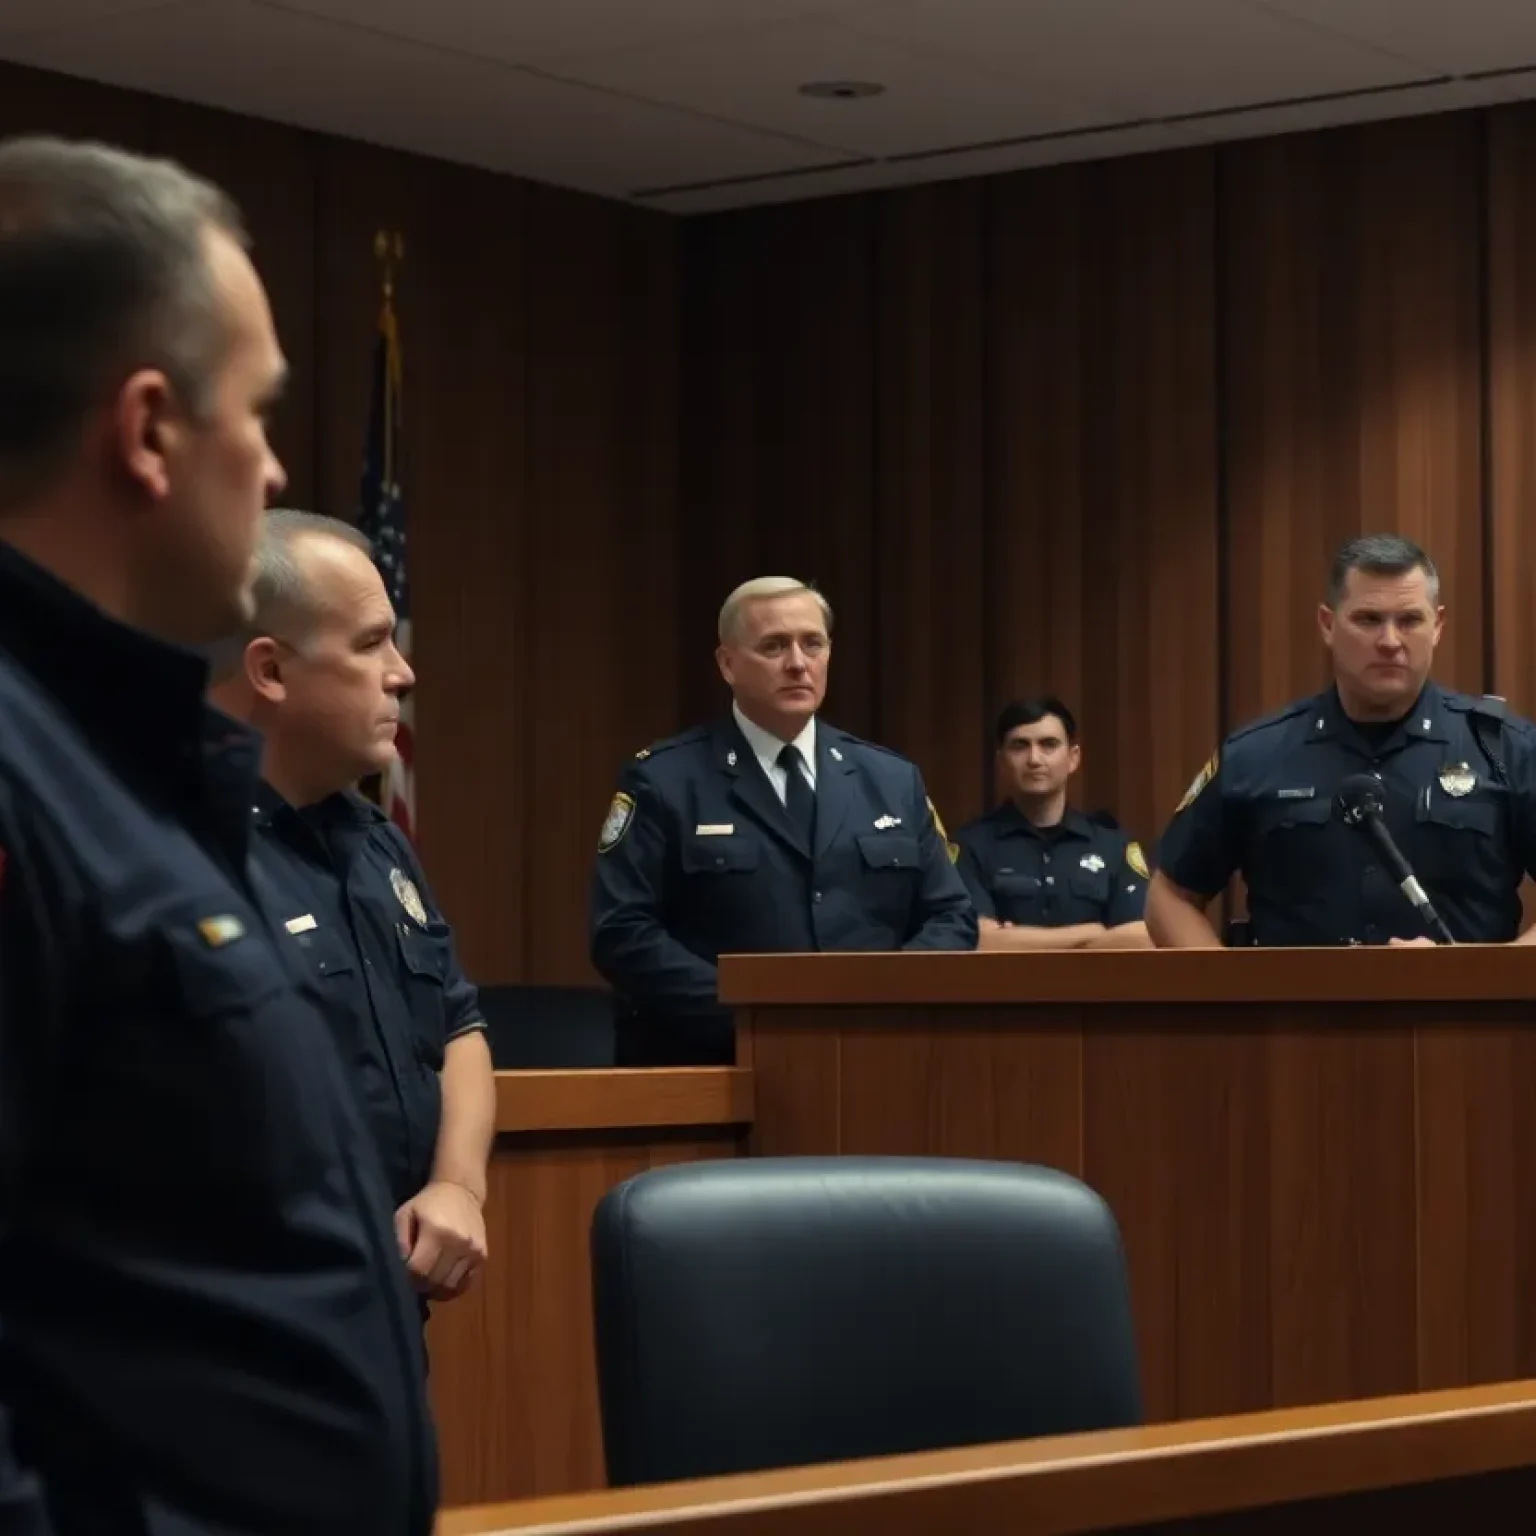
left=0, top=61, right=679, bottom=989
left=10, top=57, right=1536, bottom=981
left=683, top=106, right=1536, bottom=899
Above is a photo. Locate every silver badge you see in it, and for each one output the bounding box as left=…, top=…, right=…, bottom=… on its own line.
left=390, top=867, right=428, bottom=925
left=1080, top=853, right=1105, bottom=872
left=1439, top=763, right=1476, bottom=798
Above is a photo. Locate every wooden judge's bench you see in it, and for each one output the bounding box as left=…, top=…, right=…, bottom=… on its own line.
left=428, top=946, right=1536, bottom=1512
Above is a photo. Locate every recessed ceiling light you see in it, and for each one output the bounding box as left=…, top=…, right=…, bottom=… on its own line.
left=798, top=80, right=886, bottom=100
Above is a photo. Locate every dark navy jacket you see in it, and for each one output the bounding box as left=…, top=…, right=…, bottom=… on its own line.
left=1156, top=682, right=1536, bottom=945
left=0, top=539, right=434, bottom=1534
left=248, top=784, right=486, bottom=1210
left=589, top=716, right=977, bottom=1063
left=954, top=804, right=1149, bottom=928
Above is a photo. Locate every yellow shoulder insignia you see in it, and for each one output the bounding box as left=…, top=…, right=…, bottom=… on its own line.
left=598, top=792, right=635, bottom=853
left=1175, top=751, right=1218, bottom=814
left=926, top=796, right=960, bottom=863
left=1125, top=841, right=1150, bottom=880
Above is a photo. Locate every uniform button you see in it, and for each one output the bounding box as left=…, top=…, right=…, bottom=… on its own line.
left=812, top=891, right=822, bottom=903
left=1042, top=854, right=1051, bottom=864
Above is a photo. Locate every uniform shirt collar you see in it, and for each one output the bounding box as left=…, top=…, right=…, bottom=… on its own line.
left=732, top=701, right=817, bottom=783
left=1310, top=681, right=1450, bottom=746
left=0, top=535, right=252, bottom=788
left=992, top=801, right=1093, bottom=839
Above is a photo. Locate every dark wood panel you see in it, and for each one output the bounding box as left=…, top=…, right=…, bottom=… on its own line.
left=1222, top=116, right=1485, bottom=730
left=147, top=100, right=319, bottom=503
left=523, top=186, right=681, bottom=986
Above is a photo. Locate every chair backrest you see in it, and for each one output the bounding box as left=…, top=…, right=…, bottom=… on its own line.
left=590, top=1155, right=1141, bottom=1487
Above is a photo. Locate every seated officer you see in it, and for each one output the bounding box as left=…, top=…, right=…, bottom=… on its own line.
left=0, top=140, right=433, bottom=1529
left=209, top=510, right=495, bottom=1308
left=1149, top=533, right=1536, bottom=947
left=954, top=697, right=1151, bottom=949
left=589, top=576, right=977, bottom=1066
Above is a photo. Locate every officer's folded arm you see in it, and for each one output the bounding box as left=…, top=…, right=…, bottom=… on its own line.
left=1145, top=870, right=1225, bottom=949
left=976, top=916, right=1107, bottom=951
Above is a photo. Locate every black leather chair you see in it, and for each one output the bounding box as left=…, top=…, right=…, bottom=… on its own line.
left=590, top=1156, right=1141, bottom=1486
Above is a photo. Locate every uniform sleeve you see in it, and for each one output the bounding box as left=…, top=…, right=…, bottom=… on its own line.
left=1505, top=724, right=1536, bottom=880
left=1153, top=747, right=1240, bottom=898
left=392, top=831, right=484, bottom=1043
left=1105, top=836, right=1150, bottom=925
left=902, top=769, right=979, bottom=951
left=952, top=830, right=997, bottom=921
left=0, top=790, right=58, bottom=1531
left=588, top=760, right=721, bottom=1010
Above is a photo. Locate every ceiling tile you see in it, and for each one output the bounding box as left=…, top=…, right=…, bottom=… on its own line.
left=0, top=0, right=854, bottom=196
left=1183, top=75, right=1536, bottom=144
left=544, top=15, right=1114, bottom=158
left=263, top=0, right=794, bottom=68
left=840, top=0, right=1432, bottom=120
left=0, top=0, right=177, bottom=42
left=1250, top=0, right=1536, bottom=78
left=648, top=122, right=1208, bottom=212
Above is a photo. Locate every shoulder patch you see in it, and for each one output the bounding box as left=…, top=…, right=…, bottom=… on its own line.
left=598, top=791, right=635, bottom=853
left=1125, top=840, right=1150, bottom=880
left=926, top=796, right=960, bottom=863
left=1175, top=751, right=1218, bottom=813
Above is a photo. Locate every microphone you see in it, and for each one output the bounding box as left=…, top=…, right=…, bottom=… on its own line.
left=1335, top=773, right=1455, bottom=944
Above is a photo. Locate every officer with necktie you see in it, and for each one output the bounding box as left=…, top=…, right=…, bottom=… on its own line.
left=588, top=576, right=977, bottom=1065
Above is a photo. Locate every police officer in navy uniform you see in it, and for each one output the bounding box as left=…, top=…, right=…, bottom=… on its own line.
left=209, top=511, right=495, bottom=1313
left=954, top=696, right=1152, bottom=950
left=1149, top=534, right=1536, bottom=948
left=590, top=577, right=977, bottom=1065
left=0, top=139, right=433, bottom=1530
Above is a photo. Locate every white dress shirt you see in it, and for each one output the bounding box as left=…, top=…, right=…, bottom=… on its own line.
left=732, top=702, right=817, bottom=806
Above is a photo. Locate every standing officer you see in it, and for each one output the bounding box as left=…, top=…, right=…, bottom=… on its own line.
left=0, top=139, right=434, bottom=1530
left=589, top=576, right=976, bottom=1065
left=954, top=696, right=1152, bottom=949
left=208, top=510, right=495, bottom=1310
left=1148, top=534, right=1536, bottom=947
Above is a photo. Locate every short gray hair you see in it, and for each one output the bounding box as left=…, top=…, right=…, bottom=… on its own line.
left=718, top=577, right=833, bottom=644
left=1326, top=534, right=1440, bottom=607
left=206, top=509, right=371, bottom=682
left=0, top=135, right=246, bottom=511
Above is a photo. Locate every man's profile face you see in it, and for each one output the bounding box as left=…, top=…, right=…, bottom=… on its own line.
left=716, top=591, right=830, bottom=733
left=1318, top=565, right=1443, bottom=717
left=259, top=536, right=414, bottom=794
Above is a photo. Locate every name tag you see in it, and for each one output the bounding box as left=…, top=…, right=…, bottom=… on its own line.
left=695, top=824, right=735, bottom=836
left=285, top=913, right=318, bottom=934
left=1275, top=788, right=1315, bottom=800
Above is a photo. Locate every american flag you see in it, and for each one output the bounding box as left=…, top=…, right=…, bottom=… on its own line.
left=357, top=274, right=415, bottom=843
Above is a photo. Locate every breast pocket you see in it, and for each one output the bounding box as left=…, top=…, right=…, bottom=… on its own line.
left=1248, top=796, right=1335, bottom=890
left=1416, top=787, right=1508, bottom=891
left=395, top=920, right=454, bottom=1068
left=991, top=872, right=1043, bottom=923
left=1067, top=869, right=1111, bottom=912
left=855, top=833, right=922, bottom=924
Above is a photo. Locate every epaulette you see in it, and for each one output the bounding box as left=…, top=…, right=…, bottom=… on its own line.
left=829, top=730, right=905, bottom=762
left=1227, top=697, right=1313, bottom=746
left=631, top=725, right=711, bottom=763
left=343, top=789, right=390, bottom=823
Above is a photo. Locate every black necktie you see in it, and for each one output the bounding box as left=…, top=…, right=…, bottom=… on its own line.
left=778, top=743, right=816, bottom=845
